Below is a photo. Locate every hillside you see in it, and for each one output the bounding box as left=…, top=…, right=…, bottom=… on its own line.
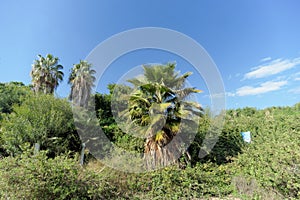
left=0, top=82, right=299, bottom=199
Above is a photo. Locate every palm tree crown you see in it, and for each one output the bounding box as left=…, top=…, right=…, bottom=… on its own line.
left=117, top=63, right=203, bottom=169
left=30, top=54, right=64, bottom=94
left=68, top=60, right=96, bottom=108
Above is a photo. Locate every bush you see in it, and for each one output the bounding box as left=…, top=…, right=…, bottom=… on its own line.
left=0, top=146, right=118, bottom=200
left=0, top=94, right=81, bottom=156
left=0, top=82, right=31, bottom=115
left=141, top=163, right=234, bottom=199
left=83, top=161, right=233, bottom=199
left=229, top=105, right=300, bottom=199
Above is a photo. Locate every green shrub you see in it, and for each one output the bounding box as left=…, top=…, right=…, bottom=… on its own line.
left=0, top=94, right=81, bottom=156
left=141, top=163, right=234, bottom=199
left=0, top=82, right=31, bottom=115
left=229, top=105, right=300, bottom=199
left=0, top=146, right=118, bottom=200
left=88, top=162, right=233, bottom=199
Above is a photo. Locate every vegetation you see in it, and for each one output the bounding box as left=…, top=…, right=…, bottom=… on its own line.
left=69, top=60, right=96, bottom=108
left=0, top=82, right=31, bottom=115
left=229, top=105, right=300, bottom=199
left=0, top=94, right=81, bottom=157
left=0, top=146, right=117, bottom=200
left=116, top=63, right=203, bottom=169
left=0, top=54, right=299, bottom=199
left=30, top=54, right=64, bottom=94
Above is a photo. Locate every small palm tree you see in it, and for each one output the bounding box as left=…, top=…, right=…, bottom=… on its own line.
left=119, top=63, right=203, bottom=169
left=30, top=54, right=64, bottom=94
left=68, top=60, right=96, bottom=108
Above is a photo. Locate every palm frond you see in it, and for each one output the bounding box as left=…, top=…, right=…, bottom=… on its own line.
left=174, top=87, right=202, bottom=100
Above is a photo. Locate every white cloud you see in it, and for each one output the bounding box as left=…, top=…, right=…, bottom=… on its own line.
left=244, top=57, right=300, bottom=79
left=226, top=92, right=236, bottom=97
left=236, top=81, right=288, bottom=96
left=295, top=77, right=300, bottom=81
left=260, top=57, right=272, bottom=62
left=288, top=87, right=300, bottom=94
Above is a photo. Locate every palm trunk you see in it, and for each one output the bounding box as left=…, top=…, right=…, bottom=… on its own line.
left=144, top=136, right=181, bottom=170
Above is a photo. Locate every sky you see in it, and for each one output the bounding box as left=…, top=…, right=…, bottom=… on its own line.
left=0, top=0, right=300, bottom=109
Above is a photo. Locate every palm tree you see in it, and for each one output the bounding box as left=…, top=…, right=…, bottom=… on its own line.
left=68, top=60, right=96, bottom=108
left=119, top=63, right=203, bottom=169
left=30, top=54, right=64, bottom=94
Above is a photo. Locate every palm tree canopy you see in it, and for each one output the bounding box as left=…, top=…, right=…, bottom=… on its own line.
left=114, top=63, right=203, bottom=169
left=68, top=60, right=96, bottom=108
left=30, top=54, right=64, bottom=94
left=127, top=63, right=194, bottom=90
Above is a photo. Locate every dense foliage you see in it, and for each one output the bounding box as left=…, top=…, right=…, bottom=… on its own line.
left=230, top=104, right=300, bottom=199
left=0, top=80, right=299, bottom=199
left=0, top=94, right=81, bottom=157
left=100, top=104, right=299, bottom=199
left=0, top=146, right=118, bottom=200
left=0, top=82, right=31, bottom=115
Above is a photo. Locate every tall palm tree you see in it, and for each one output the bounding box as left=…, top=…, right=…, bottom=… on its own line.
left=119, top=63, right=203, bottom=169
left=30, top=54, right=64, bottom=94
left=68, top=60, right=96, bottom=108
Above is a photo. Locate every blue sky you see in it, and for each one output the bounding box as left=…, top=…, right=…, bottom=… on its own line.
left=0, top=0, right=299, bottom=109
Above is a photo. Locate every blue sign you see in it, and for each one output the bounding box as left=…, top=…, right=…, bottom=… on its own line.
left=241, top=131, right=251, bottom=143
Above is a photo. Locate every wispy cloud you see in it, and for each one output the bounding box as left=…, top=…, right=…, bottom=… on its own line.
left=288, top=87, right=300, bottom=94
left=260, top=57, right=272, bottom=62
left=236, top=81, right=287, bottom=96
left=244, top=57, right=300, bottom=79
left=226, top=92, right=235, bottom=97
left=293, top=72, right=300, bottom=81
